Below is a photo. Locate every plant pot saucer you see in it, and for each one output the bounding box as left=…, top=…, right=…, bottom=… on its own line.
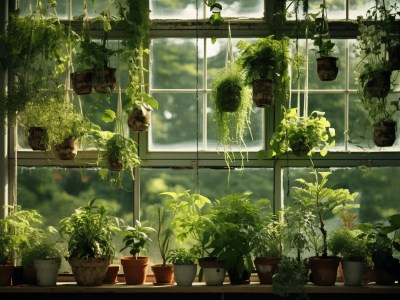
left=153, top=282, right=174, bottom=286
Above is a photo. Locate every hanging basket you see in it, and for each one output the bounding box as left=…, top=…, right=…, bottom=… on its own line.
left=363, top=70, right=391, bottom=98
left=27, top=127, right=48, bottom=151
left=127, top=108, right=151, bottom=132
left=252, top=78, right=274, bottom=108
left=70, top=71, right=93, bottom=95
left=93, top=66, right=117, bottom=93
left=53, top=136, right=78, bottom=160
left=373, top=120, right=397, bottom=147
left=316, top=57, right=339, bottom=81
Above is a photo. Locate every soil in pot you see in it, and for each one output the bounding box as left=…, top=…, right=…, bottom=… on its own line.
left=316, top=57, right=339, bottom=81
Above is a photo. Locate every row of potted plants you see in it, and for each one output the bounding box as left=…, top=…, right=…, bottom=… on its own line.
left=1, top=175, right=399, bottom=291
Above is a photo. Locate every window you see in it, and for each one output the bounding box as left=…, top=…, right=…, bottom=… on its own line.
left=2, top=0, right=399, bottom=273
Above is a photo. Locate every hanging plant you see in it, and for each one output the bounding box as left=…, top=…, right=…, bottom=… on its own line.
left=211, top=25, right=253, bottom=173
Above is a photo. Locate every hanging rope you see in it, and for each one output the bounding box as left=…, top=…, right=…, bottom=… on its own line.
left=194, top=0, right=200, bottom=194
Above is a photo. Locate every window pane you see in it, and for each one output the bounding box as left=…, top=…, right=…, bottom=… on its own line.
left=150, top=0, right=264, bottom=19
left=17, top=166, right=134, bottom=273
left=150, top=93, right=204, bottom=151
left=140, top=167, right=274, bottom=265
left=151, top=38, right=201, bottom=89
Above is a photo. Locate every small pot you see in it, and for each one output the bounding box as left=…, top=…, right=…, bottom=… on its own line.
left=316, top=57, right=339, bottom=81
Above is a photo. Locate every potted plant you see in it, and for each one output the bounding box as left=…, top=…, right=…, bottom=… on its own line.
left=358, top=213, right=400, bottom=285
left=70, top=0, right=119, bottom=95
left=120, top=220, right=156, bottom=285
left=328, top=227, right=370, bottom=286
left=0, top=205, right=43, bottom=286
left=309, top=0, right=339, bottom=81
left=354, top=1, right=395, bottom=99
left=291, top=170, right=359, bottom=285
left=23, top=228, right=63, bottom=287
left=206, top=192, right=263, bottom=284
left=252, top=213, right=286, bottom=284
left=237, top=35, right=290, bottom=108
left=167, top=247, right=198, bottom=286
left=116, top=0, right=157, bottom=132
left=58, top=197, right=122, bottom=286
left=258, top=107, right=335, bottom=159
left=272, top=256, right=308, bottom=298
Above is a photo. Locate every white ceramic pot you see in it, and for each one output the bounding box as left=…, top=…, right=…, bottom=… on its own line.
left=34, top=258, right=61, bottom=287
left=173, top=264, right=197, bottom=286
left=342, top=260, right=365, bottom=286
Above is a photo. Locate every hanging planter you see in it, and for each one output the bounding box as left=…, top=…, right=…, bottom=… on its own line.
left=127, top=107, right=151, bottom=132
left=70, top=71, right=93, bottom=95
left=252, top=79, right=275, bottom=107
left=93, top=66, right=117, bottom=93
left=363, top=70, right=391, bottom=98
left=53, top=136, right=78, bottom=160
left=316, top=57, right=339, bottom=81
left=373, top=120, right=397, bottom=147
left=27, top=127, right=48, bottom=151
left=310, top=0, right=339, bottom=81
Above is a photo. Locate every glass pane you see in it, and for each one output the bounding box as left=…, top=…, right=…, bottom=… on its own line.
left=17, top=166, right=134, bottom=273
left=140, top=167, right=274, bottom=265
left=150, top=0, right=264, bottom=19
left=151, top=38, right=202, bottom=89
left=283, top=166, right=400, bottom=224
left=308, top=93, right=345, bottom=150
left=349, top=0, right=399, bottom=19
left=149, top=93, right=204, bottom=151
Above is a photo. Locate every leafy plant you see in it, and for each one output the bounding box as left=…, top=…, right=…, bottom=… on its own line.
left=309, top=0, right=336, bottom=58
left=272, top=256, right=308, bottom=299
left=211, top=63, right=253, bottom=171
left=258, top=107, right=335, bottom=159
left=358, top=214, right=400, bottom=268
left=0, top=205, right=43, bottom=264
left=291, top=170, right=359, bottom=258
left=0, top=4, right=70, bottom=125
left=237, top=35, right=290, bottom=84
left=328, top=228, right=370, bottom=262
left=120, top=220, right=156, bottom=258
left=251, top=213, right=286, bottom=259
left=58, top=197, right=122, bottom=260
left=168, top=248, right=198, bottom=265
left=206, top=192, right=264, bottom=279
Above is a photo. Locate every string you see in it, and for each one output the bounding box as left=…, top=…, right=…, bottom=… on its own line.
left=195, top=0, right=200, bottom=194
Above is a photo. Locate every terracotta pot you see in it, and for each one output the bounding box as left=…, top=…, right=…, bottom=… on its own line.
left=128, top=108, right=151, bottom=132
left=308, top=256, right=340, bottom=286
left=93, top=67, right=117, bottom=93
left=27, top=127, right=48, bottom=151
left=121, top=256, right=148, bottom=285
left=373, top=121, right=397, bottom=147
left=0, top=265, right=14, bottom=286
left=317, top=57, right=339, bottom=81
left=254, top=257, right=281, bottom=284
left=103, top=264, right=119, bottom=284
left=151, top=264, right=174, bottom=285
left=252, top=79, right=274, bottom=108
left=70, top=71, right=93, bottom=95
